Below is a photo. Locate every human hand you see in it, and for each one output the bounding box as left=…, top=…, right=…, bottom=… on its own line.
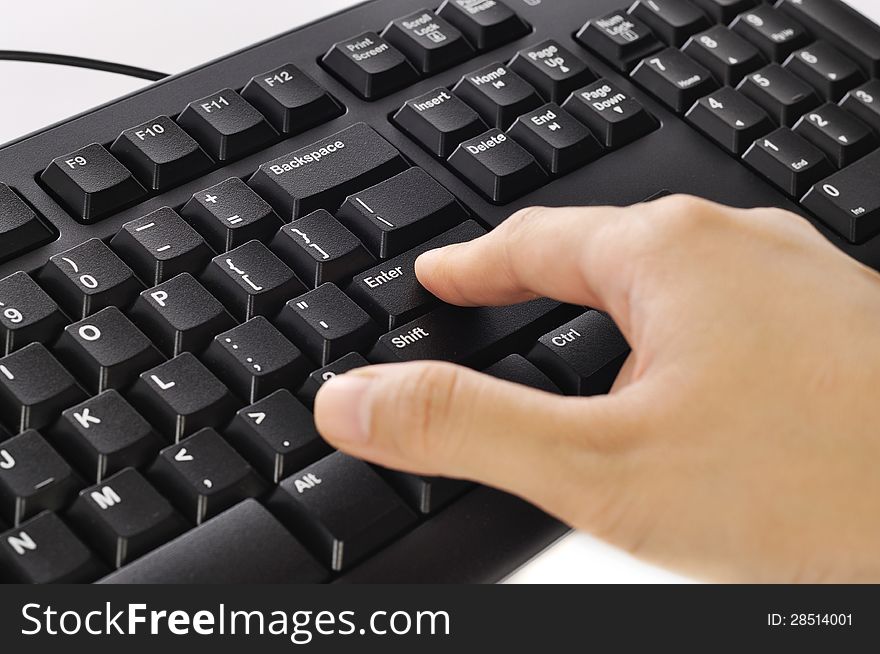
left=314, top=195, right=880, bottom=582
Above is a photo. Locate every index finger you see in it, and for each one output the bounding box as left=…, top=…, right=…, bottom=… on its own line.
left=415, top=204, right=634, bottom=315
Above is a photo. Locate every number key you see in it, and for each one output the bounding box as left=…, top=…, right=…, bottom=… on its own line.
left=736, top=63, right=820, bottom=126
left=682, top=26, right=765, bottom=85
left=39, top=238, right=145, bottom=319
left=840, top=81, right=880, bottom=134
left=730, top=5, right=810, bottom=63
left=783, top=41, right=865, bottom=102
left=0, top=272, right=68, bottom=355
left=802, top=150, right=880, bottom=243
left=742, top=127, right=834, bottom=197
left=793, top=103, right=877, bottom=168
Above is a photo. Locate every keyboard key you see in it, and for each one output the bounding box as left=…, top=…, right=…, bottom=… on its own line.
left=297, top=352, right=370, bottom=406
left=110, top=207, right=215, bottom=285
left=0, top=512, right=105, bottom=583
left=381, top=9, right=474, bottom=75
left=508, top=103, right=602, bottom=175
left=840, top=81, right=880, bottom=134
left=682, top=26, right=765, bottom=85
left=730, top=5, right=810, bottom=63
left=631, top=47, right=718, bottom=113
left=55, top=307, right=163, bottom=393
left=268, top=451, right=417, bottom=571
left=99, top=499, right=326, bottom=583
left=348, top=220, right=486, bottom=330
left=801, top=150, right=880, bottom=243
left=110, top=115, right=213, bottom=191
left=321, top=32, right=418, bottom=100
left=562, top=79, right=660, bottom=148
left=55, top=391, right=163, bottom=482
left=448, top=129, right=548, bottom=203
left=629, top=0, right=710, bottom=47
left=575, top=11, right=663, bottom=72
left=177, top=89, right=277, bottom=161
left=276, top=283, right=380, bottom=366
left=181, top=177, right=284, bottom=252
left=528, top=311, right=629, bottom=396
left=149, top=428, right=265, bottom=525
left=736, top=63, right=821, bottom=126
left=436, top=0, right=528, bottom=51
left=0, top=272, right=67, bottom=355
left=793, top=103, right=877, bottom=168
left=68, top=468, right=186, bottom=568
left=336, top=167, right=469, bottom=258
left=0, top=184, right=53, bottom=262
left=777, top=0, right=880, bottom=77
left=392, top=87, right=488, bottom=158
left=203, top=316, right=312, bottom=403
left=270, top=210, right=375, bottom=288
left=377, top=468, right=469, bottom=514
left=0, top=344, right=86, bottom=433
left=0, top=429, right=81, bottom=526
left=484, top=353, right=561, bottom=393
left=241, top=64, right=342, bottom=134
left=129, top=274, right=236, bottom=357
left=685, top=86, right=774, bottom=154
left=742, top=127, right=834, bottom=197
left=249, top=123, right=409, bottom=220
left=128, top=353, right=240, bottom=442
left=40, top=143, right=146, bottom=223
left=453, top=63, right=543, bottom=129
left=227, top=390, right=331, bottom=483
left=783, top=41, right=866, bottom=102
left=202, top=240, right=305, bottom=321
left=370, top=298, right=571, bottom=367
left=508, top=40, right=596, bottom=103
left=39, top=238, right=144, bottom=319
left=689, top=0, right=756, bottom=24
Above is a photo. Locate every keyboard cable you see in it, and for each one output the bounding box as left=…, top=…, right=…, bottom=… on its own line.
left=0, top=50, right=168, bottom=81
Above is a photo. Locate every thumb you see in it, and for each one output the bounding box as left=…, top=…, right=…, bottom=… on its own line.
left=314, top=361, right=639, bottom=517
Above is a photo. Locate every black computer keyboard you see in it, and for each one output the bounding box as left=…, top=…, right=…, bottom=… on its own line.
left=0, top=0, right=878, bottom=584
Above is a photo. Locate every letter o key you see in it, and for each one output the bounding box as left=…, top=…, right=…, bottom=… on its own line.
left=78, top=324, right=102, bottom=341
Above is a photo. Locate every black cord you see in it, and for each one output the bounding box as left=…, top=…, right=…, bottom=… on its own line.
left=0, top=50, right=168, bottom=81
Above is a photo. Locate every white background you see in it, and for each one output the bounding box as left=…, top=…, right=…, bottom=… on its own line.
left=1, top=0, right=876, bottom=582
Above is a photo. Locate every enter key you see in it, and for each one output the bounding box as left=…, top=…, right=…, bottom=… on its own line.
left=347, top=220, right=485, bottom=330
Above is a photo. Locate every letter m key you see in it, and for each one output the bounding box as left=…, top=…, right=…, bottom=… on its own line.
left=91, top=486, right=122, bottom=510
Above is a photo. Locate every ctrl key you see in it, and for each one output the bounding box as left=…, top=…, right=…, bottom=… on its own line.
left=268, top=451, right=417, bottom=571
left=448, top=129, right=548, bottom=203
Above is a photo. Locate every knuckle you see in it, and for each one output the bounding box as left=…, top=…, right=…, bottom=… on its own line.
left=369, top=362, right=464, bottom=463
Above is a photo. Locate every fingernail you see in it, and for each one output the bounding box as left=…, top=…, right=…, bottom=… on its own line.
left=314, top=374, right=374, bottom=443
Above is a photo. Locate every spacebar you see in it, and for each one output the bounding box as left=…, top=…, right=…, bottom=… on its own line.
left=98, top=500, right=328, bottom=584
left=369, top=298, right=572, bottom=367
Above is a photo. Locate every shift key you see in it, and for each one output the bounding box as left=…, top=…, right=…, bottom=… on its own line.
left=248, top=123, right=408, bottom=220
left=369, top=298, right=573, bottom=368
left=348, top=220, right=486, bottom=330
